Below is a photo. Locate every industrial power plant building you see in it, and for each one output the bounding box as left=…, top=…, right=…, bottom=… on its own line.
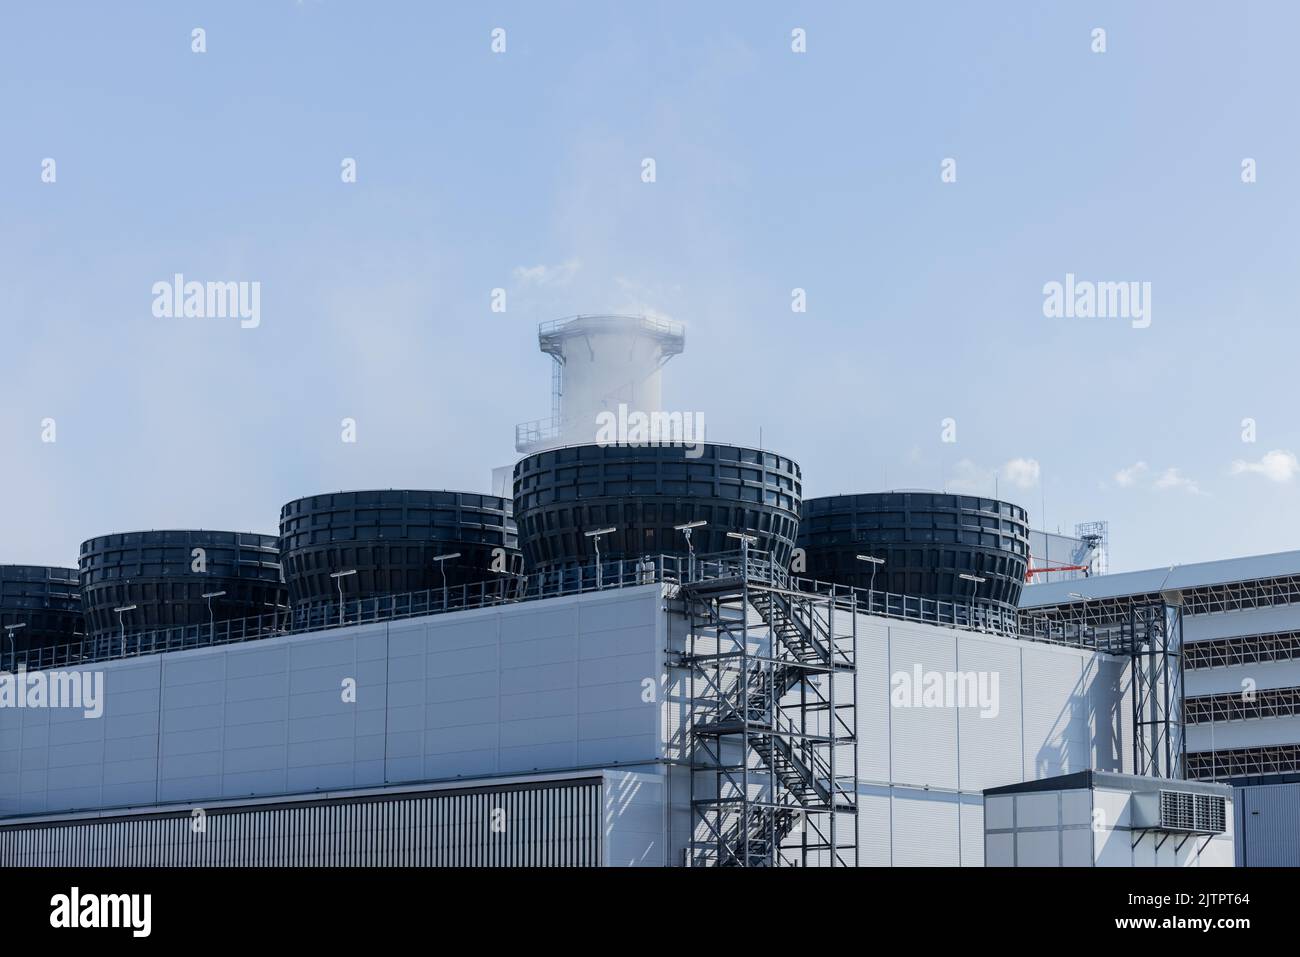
left=0, top=315, right=1264, bottom=867
left=1022, top=550, right=1300, bottom=867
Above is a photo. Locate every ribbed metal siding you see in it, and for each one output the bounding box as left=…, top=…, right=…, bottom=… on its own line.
left=1236, top=782, right=1300, bottom=866
left=0, top=779, right=603, bottom=867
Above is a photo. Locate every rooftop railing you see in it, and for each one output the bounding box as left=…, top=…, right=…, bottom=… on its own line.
left=1, top=549, right=1113, bottom=673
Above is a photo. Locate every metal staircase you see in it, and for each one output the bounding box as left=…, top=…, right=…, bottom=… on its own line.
left=680, top=548, right=857, bottom=867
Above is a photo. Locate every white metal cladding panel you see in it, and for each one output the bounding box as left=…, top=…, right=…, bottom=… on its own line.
left=1095, top=823, right=1132, bottom=866
left=1016, top=829, right=1059, bottom=866
left=959, top=798, right=983, bottom=866
left=1188, top=715, right=1300, bottom=751
left=888, top=626, right=959, bottom=790
left=0, top=779, right=604, bottom=867
left=1183, top=604, right=1300, bottom=643
left=1236, top=783, right=1300, bottom=866
left=986, top=832, right=1014, bottom=866
left=1087, top=655, right=1130, bottom=773
left=854, top=616, right=892, bottom=782
left=985, top=794, right=1014, bottom=830
left=0, top=657, right=164, bottom=817
left=386, top=588, right=665, bottom=781
left=1062, top=789, right=1091, bottom=826
left=1187, top=659, right=1300, bottom=696
left=857, top=787, right=891, bottom=866
left=1062, top=827, right=1092, bottom=866
left=1016, top=792, right=1060, bottom=828
left=602, top=770, right=666, bottom=866
left=1094, top=788, right=1131, bottom=830
left=1020, top=646, right=1090, bottom=780
left=1197, top=833, right=1236, bottom=867
left=890, top=789, right=960, bottom=866
left=1, top=588, right=666, bottom=819
left=954, top=637, right=1023, bottom=792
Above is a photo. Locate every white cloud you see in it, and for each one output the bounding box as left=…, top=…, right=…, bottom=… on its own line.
left=1111, top=460, right=1202, bottom=494
left=612, top=276, right=677, bottom=323
left=945, top=459, right=986, bottom=493
left=513, top=259, right=581, bottom=286
left=1153, top=467, right=1202, bottom=495
left=1114, top=462, right=1148, bottom=487
left=1231, top=449, right=1300, bottom=483
left=1002, top=457, right=1040, bottom=489
left=945, top=457, right=1039, bottom=495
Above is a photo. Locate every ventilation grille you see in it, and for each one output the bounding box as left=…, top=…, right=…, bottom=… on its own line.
left=1159, top=791, right=1195, bottom=831
left=1158, top=790, right=1226, bottom=834
left=1194, top=793, right=1226, bottom=834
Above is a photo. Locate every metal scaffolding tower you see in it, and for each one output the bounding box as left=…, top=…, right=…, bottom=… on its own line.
left=1131, top=601, right=1186, bottom=779
left=1075, top=520, right=1110, bottom=576
left=679, top=549, right=858, bottom=866
left=1018, top=593, right=1187, bottom=781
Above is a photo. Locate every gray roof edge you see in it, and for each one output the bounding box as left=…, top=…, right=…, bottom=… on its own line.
left=1020, top=548, right=1300, bottom=608
left=984, top=771, right=1231, bottom=797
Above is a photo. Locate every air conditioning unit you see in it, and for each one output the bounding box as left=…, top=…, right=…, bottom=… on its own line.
left=1132, top=789, right=1227, bottom=834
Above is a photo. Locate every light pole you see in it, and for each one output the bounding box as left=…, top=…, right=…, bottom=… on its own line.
left=113, top=604, right=137, bottom=656
left=674, top=520, right=707, bottom=580
left=431, top=552, right=461, bottom=610
left=856, top=554, right=885, bottom=598
left=726, top=531, right=757, bottom=577
left=1068, top=591, right=1094, bottom=630
left=585, top=527, right=617, bottom=589
left=4, top=622, right=27, bottom=670
left=202, top=590, right=227, bottom=642
left=960, top=573, right=987, bottom=628
left=329, top=570, right=356, bottom=627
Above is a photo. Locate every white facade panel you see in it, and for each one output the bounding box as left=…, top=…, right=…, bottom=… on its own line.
left=959, top=799, right=984, bottom=866
left=1016, top=829, right=1059, bottom=866
left=1094, top=823, right=1131, bottom=866
left=1061, top=789, right=1091, bottom=826
left=1062, top=827, right=1092, bottom=866
left=1094, top=787, right=1131, bottom=829
left=1086, top=655, right=1130, bottom=773
left=1021, top=646, right=1090, bottom=780
left=1186, top=659, right=1300, bottom=696
left=955, top=638, right=1023, bottom=792
left=986, top=832, right=1014, bottom=866
left=888, top=627, right=959, bottom=790
left=1016, top=792, right=1059, bottom=828
left=984, top=794, right=1014, bottom=830
left=891, top=790, right=960, bottom=866
left=0, top=586, right=665, bottom=819
left=855, top=619, right=892, bottom=783
left=857, top=788, right=892, bottom=866
left=1183, top=604, right=1300, bottom=643
left=1188, top=715, right=1300, bottom=751
left=602, top=769, right=667, bottom=866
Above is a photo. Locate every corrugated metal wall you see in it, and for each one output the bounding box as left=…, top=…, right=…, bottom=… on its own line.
left=0, top=778, right=603, bottom=867
left=1235, top=782, right=1300, bottom=866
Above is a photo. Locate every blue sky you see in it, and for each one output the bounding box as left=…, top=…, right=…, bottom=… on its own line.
left=2, top=1, right=1298, bottom=573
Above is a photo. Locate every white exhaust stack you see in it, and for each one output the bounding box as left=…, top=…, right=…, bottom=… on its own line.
left=515, top=314, right=685, bottom=452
